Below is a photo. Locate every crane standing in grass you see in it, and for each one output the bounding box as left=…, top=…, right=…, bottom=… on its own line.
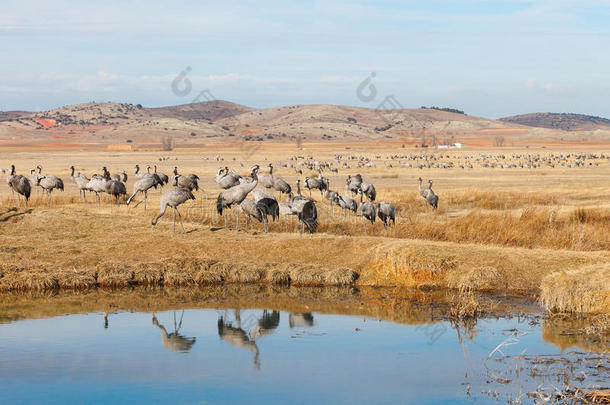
left=217, top=165, right=260, bottom=231
left=7, top=165, right=31, bottom=206
left=358, top=189, right=376, bottom=230
left=151, top=188, right=196, bottom=233
left=127, top=174, right=161, bottom=209
left=418, top=177, right=439, bottom=210
left=239, top=198, right=263, bottom=230
left=70, top=166, right=89, bottom=202
left=287, top=179, right=318, bottom=234
left=36, top=174, right=64, bottom=205
left=172, top=167, right=199, bottom=191
left=376, top=201, right=396, bottom=227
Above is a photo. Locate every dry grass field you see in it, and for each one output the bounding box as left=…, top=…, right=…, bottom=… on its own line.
left=1, top=143, right=609, bottom=314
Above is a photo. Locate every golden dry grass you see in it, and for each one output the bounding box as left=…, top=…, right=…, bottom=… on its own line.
left=540, top=263, right=610, bottom=314
left=1, top=145, right=609, bottom=313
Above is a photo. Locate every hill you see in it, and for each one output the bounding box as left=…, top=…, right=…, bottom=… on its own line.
left=3, top=100, right=609, bottom=146
left=499, top=112, right=610, bottom=132
left=144, top=100, right=253, bottom=121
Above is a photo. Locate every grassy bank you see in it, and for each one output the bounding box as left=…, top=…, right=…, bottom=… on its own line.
left=0, top=205, right=608, bottom=314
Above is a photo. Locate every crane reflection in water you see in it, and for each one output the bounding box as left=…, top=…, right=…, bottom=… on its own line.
left=152, top=310, right=197, bottom=352
left=217, top=309, right=283, bottom=370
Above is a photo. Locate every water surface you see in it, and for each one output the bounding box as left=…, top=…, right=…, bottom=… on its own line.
left=0, top=291, right=607, bottom=404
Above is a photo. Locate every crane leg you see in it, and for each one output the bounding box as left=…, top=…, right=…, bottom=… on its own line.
left=173, top=208, right=176, bottom=233
left=223, top=213, right=227, bottom=229
left=144, top=191, right=147, bottom=210
left=176, top=208, right=185, bottom=233
left=235, top=209, right=239, bottom=232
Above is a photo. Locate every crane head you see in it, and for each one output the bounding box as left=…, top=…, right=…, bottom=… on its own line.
left=251, top=164, right=260, bottom=171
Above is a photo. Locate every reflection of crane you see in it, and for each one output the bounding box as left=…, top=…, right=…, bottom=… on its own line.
left=217, top=309, right=280, bottom=370
left=152, top=311, right=197, bottom=352
left=289, top=313, right=314, bottom=328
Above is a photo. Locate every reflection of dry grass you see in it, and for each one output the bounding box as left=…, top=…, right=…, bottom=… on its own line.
left=543, top=313, right=609, bottom=353
left=540, top=264, right=610, bottom=314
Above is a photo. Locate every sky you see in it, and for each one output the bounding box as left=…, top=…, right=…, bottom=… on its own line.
left=1, top=0, right=609, bottom=118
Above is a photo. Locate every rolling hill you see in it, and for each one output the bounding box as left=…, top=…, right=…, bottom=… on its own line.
left=1, top=101, right=609, bottom=147
left=499, top=112, right=610, bottom=132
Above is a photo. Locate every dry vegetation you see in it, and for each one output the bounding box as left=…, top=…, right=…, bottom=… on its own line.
left=0, top=144, right=609, bottom=315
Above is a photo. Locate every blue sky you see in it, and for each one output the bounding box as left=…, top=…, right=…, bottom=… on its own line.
left=1, top=0, right=609, bottom=118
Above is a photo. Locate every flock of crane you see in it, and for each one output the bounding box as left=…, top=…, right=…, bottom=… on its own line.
left=4, top=161, right=441, bottom=234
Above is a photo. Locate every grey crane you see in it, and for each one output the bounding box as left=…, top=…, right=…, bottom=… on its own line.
left=134, top=164, right=148, bottom=179
left=334, top=194, right=357, bottom=220
left=259, top=163, right=275, bottom=189
left=287, top=179, right=318, bottom=233
left=105, top=178, right=126, bottom=205
left=418, top=178, right=438, bottom=210
left=239, top=198, right=263, bottom=230
left=85, top=168, right=109, bottom=206
left=215, top=167, right=240, bottom=189
left=358, top=189, right=376, bottom=229
left=376, top=201, right=396, bottom=227
left=28, top=169, right=41, bottom=195
left=172, top=167, right=199, bottom=191
left=251, top=187, right=275, bottom=202
left=99, top=167, right=126, bottom=205
left=7, top=165, right=31, bottom=206
left=256, top=197, right=279, bottom=233
left=153, top=165, right=168, bottom=186
left=303, top=176, right=327, bottom=197
left=70, top=166, right=89, bottom=202
left=323, top=181, right=339, bottom=217
left=272, top=177, right=291, bottom=199
left=36, top=174, right=64, bottom=205
left=213, top=167, right=225, bottom=184
left=259, top=163, right=291, bottom=199
left=217, top=165, right=260, bottom=231
left=151, top=187, right=196, bottom=233
left=360, top=180, right=376, bottom=201
left=346, top=174, right=362, bottom=196
left=126, top=174, right=161, bottom=209
left=224, top=166, right=242, bottom=183
left=418, top=177, right=433, bottom=199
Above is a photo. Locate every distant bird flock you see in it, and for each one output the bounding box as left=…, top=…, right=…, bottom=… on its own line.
left=4, top=151, right=608, bottom=234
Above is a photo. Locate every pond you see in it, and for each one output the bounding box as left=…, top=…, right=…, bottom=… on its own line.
left=0, top=287, right=608, bottom=404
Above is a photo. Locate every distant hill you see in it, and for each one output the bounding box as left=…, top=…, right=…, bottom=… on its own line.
left=499, top=112, right=610, bottom=131
left=6, top=100, right=610, bottom=146
left=144, top=100, right=254, bottom=121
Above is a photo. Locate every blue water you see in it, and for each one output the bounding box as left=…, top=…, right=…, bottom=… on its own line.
left=0, top=308, right=606, bottom=404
